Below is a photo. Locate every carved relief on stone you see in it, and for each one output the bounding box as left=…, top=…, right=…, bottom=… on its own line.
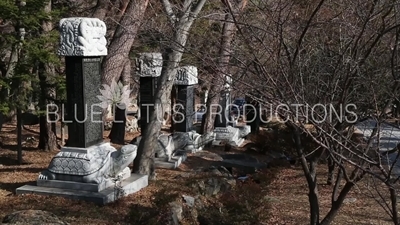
left=57, top=17, right=107, bottom=56
left=135, top=53, right=163, bottom=77
left=37, top=143, right=137, bottom=184
left=174, top=66, right=198, bottom=86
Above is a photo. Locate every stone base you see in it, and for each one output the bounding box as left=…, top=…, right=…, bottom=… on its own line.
left=212, top=126, right=245, bottom=147
left=154, top=154, right=187, bottom=169
left=16, top=174, right=148, bottom=205
left=36, top=167, right=132, bottom=192
left=212, top=138, right=244, bottom=147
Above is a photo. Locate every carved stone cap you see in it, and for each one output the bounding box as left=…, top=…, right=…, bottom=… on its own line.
left=175, top=66, right=198, bottom=86
left=58, top=17, right=107, bottom=56
left=135, top=53, right=163, bottom=77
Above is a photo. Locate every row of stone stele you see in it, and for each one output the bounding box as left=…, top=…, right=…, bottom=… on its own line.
left=15, top=16, right=247, bottom=205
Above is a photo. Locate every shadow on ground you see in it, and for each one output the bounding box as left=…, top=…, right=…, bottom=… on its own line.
left=0, top=181, right=33, bottom=194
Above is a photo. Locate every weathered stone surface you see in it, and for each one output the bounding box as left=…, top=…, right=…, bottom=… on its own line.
left=174, top=85, right=195, bottom=132
left=36, top=167, right=131, bottom=192
left=135, top=53, right=163, bottom=77
left=174, top=66, right=198, bottom=86
left=132, top=131, right=215, bottom=161
left=212, top=126, right=244, bottom=147
left=138, top=76, right=158, bottom=133
left=169, top=201, right=183, bottom=225
left=16, top=174, right=148, bottom=205
left=182, top=195, right=195, bottom=207
left=38, top=143, right=137, bottom=189
left=237, top=125, right=251, bottom=138
left=58, top=17, right=107, bottom=56
left=2, top=210, right=68, bottom=225
left=64, top=56, right=103, bottom=148
left=154, top=154, right=187, bottom=169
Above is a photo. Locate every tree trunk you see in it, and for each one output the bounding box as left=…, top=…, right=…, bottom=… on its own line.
left=101, top=0, right=149, bottom=86
left=320, top=182, right=354, bottom=225
left=91, top=0, right=114, bottom=20
left=38, top=0, right=57, bottom=151
left=308, top=160, right=320, bottom=225
left=109, top=60, right=130, bottom=144
left=202, top=0, right=247, bottom=133
left=17, top=108, right=22, bottom=164
left=290, top=124, right=321, bottom=225
left=38, top=62, right=57, bottom=151
left=100, top=0, right=149, bottom=122
left=389, top=187, right=399, bottom=225
left=133, top=0, right=207, bottom=179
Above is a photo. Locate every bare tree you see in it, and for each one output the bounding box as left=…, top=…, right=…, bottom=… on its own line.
left=101, top=0, right=150, bottom=144
left=202, top=0, right=248, bottom=133
left=133, top=0, right=207, bottom=179
left=225, top=0, right=400, bottom=224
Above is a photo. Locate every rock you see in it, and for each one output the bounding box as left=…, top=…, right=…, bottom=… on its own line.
left=169, top=201, right=183, bottom=225
left=237, top=125, right=251, bottom=138
left=2, top=210, right=68, bottom=225
left=182, top=195, right=195, bottom=207
left=343, top=197, right=357, bottom=204
left=220, top=154, right=268, bottom=174
left=192, top=166, right=236, bottom=196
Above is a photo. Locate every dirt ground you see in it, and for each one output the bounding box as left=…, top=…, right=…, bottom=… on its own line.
left=0, top=122, right=397, bottom=224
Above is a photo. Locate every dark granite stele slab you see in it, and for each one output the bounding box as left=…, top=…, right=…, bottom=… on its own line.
left=15, top=174, right=148, bottom=205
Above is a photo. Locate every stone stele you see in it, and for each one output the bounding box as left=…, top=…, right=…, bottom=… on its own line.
left=135, top=52, right=163, bottom=77
left=174, top=66, right=198, bottom=86
left=57, top=17, right=107, bottom=56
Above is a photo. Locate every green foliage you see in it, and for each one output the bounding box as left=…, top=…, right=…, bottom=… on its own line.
left=0, top=0, right=66, bottom=113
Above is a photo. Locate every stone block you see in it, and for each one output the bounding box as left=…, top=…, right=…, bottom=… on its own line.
left=36, top=167, right=131, bottom=192
left=154, top=154, right=187, bottom=169
left=16, top=174, right=148, bottom=205
left=212, top=126, right=244, bottom=147
left=174, top=66, right=198, bottom=86
left=135, top=53, right=163, bottom=77
left=58, top=17, right=107, bottom=56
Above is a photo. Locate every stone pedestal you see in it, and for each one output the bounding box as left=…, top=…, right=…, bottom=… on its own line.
left=135, top=53, right=163, bottom=133
left=16, top=174, right=148, bottom=205
left=16, top=143, right=148, bottom=205
left=173, top=66, right=198, bottom=132
left=212, top=126, right=241, bottom=147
